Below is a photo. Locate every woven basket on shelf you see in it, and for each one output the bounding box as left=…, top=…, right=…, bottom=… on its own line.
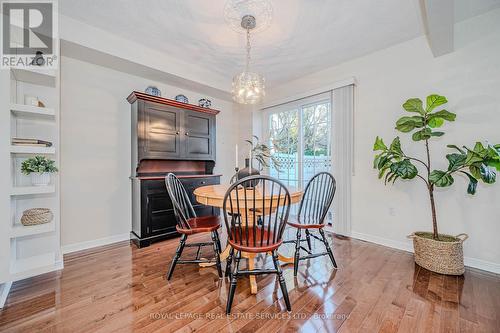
left=21, top=208, right=53, bottom=226
left=408, top=231, right=468, bottom=275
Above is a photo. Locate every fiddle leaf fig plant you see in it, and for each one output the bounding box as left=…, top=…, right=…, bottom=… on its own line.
left=373, top=94, right=500, bottom=240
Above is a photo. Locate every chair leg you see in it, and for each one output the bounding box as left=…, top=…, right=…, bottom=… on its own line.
left=305, top=229, right=312, bottom=251
left=225, top=247, right=234, bottom=278
left=215, top=231, right=223, bottom=255
left=167, top=234, right=187, bottom=280
left=319, top=228, right=337, bottom=269
left=226, top=251, right=241, bottom=314
left=294, top=228, right=302, bottom=276
left=272, top=250, right=292, bottom=311
left=211, top=231, right=223, bottom=279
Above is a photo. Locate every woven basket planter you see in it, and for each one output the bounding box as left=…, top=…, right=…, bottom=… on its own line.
left=408, top=231, right=468, bottom=275
left=21, top=208, right=53, bottom=226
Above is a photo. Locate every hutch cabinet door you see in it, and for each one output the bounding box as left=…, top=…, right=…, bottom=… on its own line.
left=183, top=110, right=216, bottom=160
left=143, top=103, right=182, bottom=159
left=142, top=180, right=177, bottom=237
left=146, top=192, right=177, bottom=236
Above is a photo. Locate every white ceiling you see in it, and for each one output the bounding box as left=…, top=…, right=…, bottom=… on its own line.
left=60, top=0, right=500, bottom=89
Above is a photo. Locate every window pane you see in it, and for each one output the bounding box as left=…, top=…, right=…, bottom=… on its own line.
left=302, top=101, right=331, bottom=186
left=269, top=109, right=299, bottom=189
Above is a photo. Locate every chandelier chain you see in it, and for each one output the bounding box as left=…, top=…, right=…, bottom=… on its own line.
left=226, top=0, right=272, bottom=104
left=246, top=28, right=251, bottom=72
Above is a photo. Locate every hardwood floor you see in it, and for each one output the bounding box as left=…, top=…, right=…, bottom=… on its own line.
left=0, top=231, right=499, bottom=332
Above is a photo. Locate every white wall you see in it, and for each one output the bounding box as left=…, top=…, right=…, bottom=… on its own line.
left=265, top=9, right=500, bottom=272
left=60, top=56, right=237, bottom=248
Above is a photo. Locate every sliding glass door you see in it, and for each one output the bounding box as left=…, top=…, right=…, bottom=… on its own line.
left=263, top=85, right=354, bottom=234
left=301, top=100, right=332, bottom=188
left=268, top=108, right=299, bottom=187
left=267, top=96, right=332, bottom=190
left=265, top=96, right=332, bottom=221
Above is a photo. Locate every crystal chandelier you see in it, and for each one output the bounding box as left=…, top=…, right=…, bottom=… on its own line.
left=232, top=15, right=264, bottom=104
left=224, top=1, right=273, bottom=105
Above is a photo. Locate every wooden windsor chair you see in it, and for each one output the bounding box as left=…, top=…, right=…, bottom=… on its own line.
left=222, top=175, right=292, bottom=314
left=284, top=172, right=338, bottom=276
left=165, top=173, right=223, bottom=280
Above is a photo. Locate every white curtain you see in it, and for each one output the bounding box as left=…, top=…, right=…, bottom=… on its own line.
left=329, top=84, right=354, bottom=236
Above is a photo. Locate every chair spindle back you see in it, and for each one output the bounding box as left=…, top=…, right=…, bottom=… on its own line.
left=298, top=172, right=336, bottom=226
left=165, top=173, right=196, bottom=230
left=223, top=175, right=291, bottom=249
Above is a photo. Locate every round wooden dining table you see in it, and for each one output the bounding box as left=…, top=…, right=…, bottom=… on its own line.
left=193, top=183, right=303, bottom=294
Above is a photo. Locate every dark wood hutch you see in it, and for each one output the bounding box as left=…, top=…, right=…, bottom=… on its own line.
left=127, top=92, right=221, bottom=247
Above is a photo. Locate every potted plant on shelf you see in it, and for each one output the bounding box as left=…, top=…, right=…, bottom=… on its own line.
left=21, top=155, right=58, bottom=186
left=373, top=94, right=500, bottom=275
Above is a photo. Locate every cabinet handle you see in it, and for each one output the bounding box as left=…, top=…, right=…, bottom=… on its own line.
left=185, top=132, right=189, bottom=136
left=176, top=131, right=179, bottom=135
left=200, top=181, right=206, bottom=185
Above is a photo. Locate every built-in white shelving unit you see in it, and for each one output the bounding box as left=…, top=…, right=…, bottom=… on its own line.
left=10, top=222, right=56, bottom=238
left=10, top=185, right=56, bottom=196
left=10, top=252, right=57, bottom=281
left=0, top=58, right=62, bottom=307
left=10, top=103, right=56, bottom=120
left=10, top=146, right=56, bottom=155
left=10, top=68, right=57, bottom=87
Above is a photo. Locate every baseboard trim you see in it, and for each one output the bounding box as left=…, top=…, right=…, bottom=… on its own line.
left=350, top=231, right=413, bottom=253
left=55, top=258, right=64, bottom=271
left=350, top=231, right=500, bottom=275
left=0, top=282, right=12, bottom=308
left=61, top=233, right=130, bottom=254
left=463, top=257, right=500, bottom=275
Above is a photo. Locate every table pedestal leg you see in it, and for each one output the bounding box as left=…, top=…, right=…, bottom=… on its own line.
left=277, top=253, right=295, bottom=264
left=220, top=244, right=231, bottom=261
left=200, top=243, right=294, bottom=269
left=265, top=251, right=295, bottom=265
left=201, top=246, right=258, bottom=293
left=199, top=244, right=231, bottom=268
left=243, top=252, right=258, bottom=294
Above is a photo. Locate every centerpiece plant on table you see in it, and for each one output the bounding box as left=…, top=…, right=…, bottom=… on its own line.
left=237, top=136, right=282, bottom=187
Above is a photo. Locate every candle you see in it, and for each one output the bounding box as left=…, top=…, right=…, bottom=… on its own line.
left=249, top=149, right=252, bottom=169
left=235, top=144, right=238, bottom=168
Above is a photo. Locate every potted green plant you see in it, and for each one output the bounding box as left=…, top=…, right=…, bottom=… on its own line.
left=373, top=94, right=500, bottom=275
left=21, top=155, right=58, bottom=186
left=248, top=135, right=282, bottom=170
left=237, top=136, right=281, bottom=186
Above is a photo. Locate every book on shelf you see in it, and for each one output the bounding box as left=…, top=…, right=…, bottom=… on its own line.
left=11, top=138, right=53, bottom=147
left=12, top=143, right=50, bottom=147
